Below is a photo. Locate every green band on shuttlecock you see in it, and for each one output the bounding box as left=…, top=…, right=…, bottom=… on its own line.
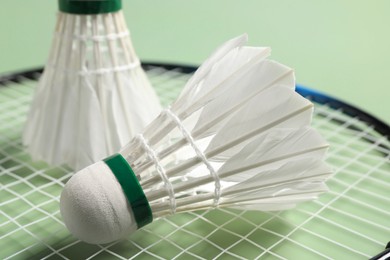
left=59, top=0, right=122, bottom=14
left=103, top=153, right=152, bottom=228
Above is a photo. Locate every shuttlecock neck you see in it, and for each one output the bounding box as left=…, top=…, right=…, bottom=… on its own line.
left=58, top=0, right=122, bottom=14
left=103, top=153, right=153, bottom=228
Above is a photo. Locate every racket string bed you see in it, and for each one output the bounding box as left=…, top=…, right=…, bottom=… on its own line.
left=0, top=65, right=389, bottom=259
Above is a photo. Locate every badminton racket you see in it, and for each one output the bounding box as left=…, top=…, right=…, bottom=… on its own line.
left=0, top=63, right=389, bottom=259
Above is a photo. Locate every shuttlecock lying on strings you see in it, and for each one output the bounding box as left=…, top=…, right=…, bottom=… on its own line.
left=60, top=34, right=331, bottom=244
left=23, top=0, right=161, bottom=170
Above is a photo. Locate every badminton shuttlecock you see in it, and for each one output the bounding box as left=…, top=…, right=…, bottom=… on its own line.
left=60, top=35, right=331, bottom=244
left=23, top=0, right=161, bottom=169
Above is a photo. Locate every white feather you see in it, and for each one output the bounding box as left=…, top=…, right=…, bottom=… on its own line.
left=23, top=11, right=161, bottom=170
left=204, top=86, right=314, bottom=159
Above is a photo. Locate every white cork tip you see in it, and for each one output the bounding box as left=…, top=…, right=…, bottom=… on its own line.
left=60, top=161, right=138, bottom=244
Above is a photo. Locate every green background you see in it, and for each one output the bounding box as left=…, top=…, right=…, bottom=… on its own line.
left=0, top=0, right=389, bottom=123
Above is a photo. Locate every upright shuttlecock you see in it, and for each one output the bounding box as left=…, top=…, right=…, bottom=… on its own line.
left=60, top=35, right=331, bottom=244
left=23, top=0, right=161, bottom=170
